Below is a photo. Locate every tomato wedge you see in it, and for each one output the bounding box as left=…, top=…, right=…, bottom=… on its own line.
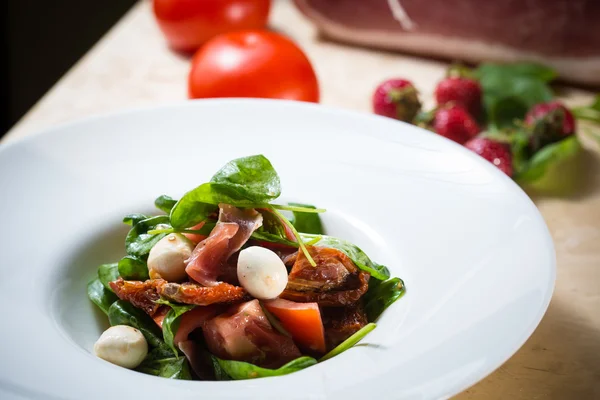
left=263, top=298, right=326, bottom=353
left=183, top=221, right=207, bottom=244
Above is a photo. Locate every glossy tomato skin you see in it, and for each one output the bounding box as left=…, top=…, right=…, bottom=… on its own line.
left=153, top=0, right=271, bottom=52
left=188, top=30, right=319, bottom=102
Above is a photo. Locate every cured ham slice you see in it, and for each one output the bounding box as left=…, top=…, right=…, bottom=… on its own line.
left=293, top=0, right=600, bottom=86
left=280, top=247, right=370, bottom=306
left=185, top=205, right=263, bottom=286
left=203, top=300, right=301, bottom=368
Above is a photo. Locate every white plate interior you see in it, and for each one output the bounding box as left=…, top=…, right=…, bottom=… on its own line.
left=0, top=100, right=554, bottom=400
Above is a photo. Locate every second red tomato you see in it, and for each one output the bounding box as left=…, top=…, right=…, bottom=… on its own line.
left=188, top=30, right=319, bottom=102
left=153, top=0, right=271, bottom=52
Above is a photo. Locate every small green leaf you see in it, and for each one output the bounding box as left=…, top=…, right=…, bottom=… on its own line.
left=214, top=356, right=317, bottom=380
left=125, top=215, right=170, bottom=257
left=488, top=96, right=528, bottom=130
left=87, top=277, right=118, bottom=315
left=136, top=348, right=192, bottom=380
left=118, top=255, right=149, bottom=281
left=155, top=195, right=177, bottom=214
left=364, top=277, right=406, bottom=321
left=97, top=263, right=119, bottom=291
left=302, top=235, right=390, bottom=281
left=320, top=323, right=377, bottom=362
left=250, top=230, right=298, bottom=247
left=108, top=300, right=164, bottom=348
left=156, top=299, right=196, bottom=355
left=288, top=203, right=324, bottom=235
left=515, top=136, right=581, bottom=183
left=123, top=213, right=148, bottom=226
left=170, top=155, right=280, bottom=229
left=476, top=62, right=557, bottom=83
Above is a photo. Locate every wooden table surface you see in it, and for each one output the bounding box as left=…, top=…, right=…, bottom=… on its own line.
left=5, top=1, right=600, bottom=398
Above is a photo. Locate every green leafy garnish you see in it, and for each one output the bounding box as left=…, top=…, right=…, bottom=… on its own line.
left=136, top=348, right=192, bottom=380
left=271, top=207, right=316, bottom=266
left=320, top=323, right=377, bottom=362
left=364, top=277, right=406, bottom=321
left=302, top=235, right=390, bottom=280
left=125, top=215, right=170, bottom=258
left=156, top=299, right=196, bottom=355
left=474, top=62, right=555, bottom=130
left=118, top=255, right=149, bottom=281
left=107, top=300, right=164, bottom=348
left=122, top=213, right=148, bottom=226
left=289, top=203, right=324, bottom=235
left=97, top=262, right=119, bottom=291
left=154, top=195, right=177, bottom=214
left=515, top=135, right=581, bottom=183
left=214, top=356, right=317, bottom=380
left=87, top=277, right=118, bottom=315
left=573, top=94, right=600, bottom=123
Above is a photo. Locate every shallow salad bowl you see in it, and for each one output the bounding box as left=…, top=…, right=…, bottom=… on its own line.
left=0, top=99, right=555, bottom=400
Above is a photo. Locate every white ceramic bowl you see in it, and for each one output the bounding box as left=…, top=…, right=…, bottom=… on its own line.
left=0, top=99, right=555, bottom=399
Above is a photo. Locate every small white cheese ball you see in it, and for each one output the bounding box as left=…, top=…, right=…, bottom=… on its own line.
left=237, top=246, right=288, bottom=300
left=93, top=325, right=148, bottom=369
left=147, top=233, right=195, bottom=281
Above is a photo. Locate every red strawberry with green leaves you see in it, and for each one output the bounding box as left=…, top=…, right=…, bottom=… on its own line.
left=525, top=101, right=576, bottom=152
left=435, top=67, right=482, bottom=118
left=373, top=79, right=422, bottom=122
left=465, top=137, right=513, bottom=176
left=419, top=104, right=480, bottom=144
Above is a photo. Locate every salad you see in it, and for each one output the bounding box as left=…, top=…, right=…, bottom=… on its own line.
left=88, top=155, right=405, bottom=380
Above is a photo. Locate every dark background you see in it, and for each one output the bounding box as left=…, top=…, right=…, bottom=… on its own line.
left=1, top=0, right=137, bottom=137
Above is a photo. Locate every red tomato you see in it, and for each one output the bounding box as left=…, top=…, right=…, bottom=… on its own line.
left=153, top=0, right=271, bottom=52
left=188, top=30, right=319, bottom=102
left=263, top=298, right=326, bottom=353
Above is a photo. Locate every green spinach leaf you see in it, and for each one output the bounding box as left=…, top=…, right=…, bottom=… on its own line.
left=155, top=195, right=177, bottom=214
left=118, top=255, right=149, bottom=280
left=123, top=213, right=148, bottom=226
left=474, top=63, right=555, bottom=129
left=515, top=136, right=581, bottom=183
left=170, top=155, right=280, bottom=229
left=87, top=277, right=118, bottom=315
left=320, top=323, right=377, bottom=362
left=214, top=356, right=317, bottom=380
left=156, top=300, right=196, bottom=355
left=302, top=235, right=390, bottom=281
left=289, top=203, right=324, bottom=235
left=364, top=277, right=406, bottom=321
left=136, top=348, right=192, bottom=380
left=125, top=215, right=170, bottom=257
left=97, top=263, right=119, bottom=291
left=250, top=230, right=298, bottom=247
left=108, top=300, right=164, bottom=348
left=210, top=154, right=281, bottom=203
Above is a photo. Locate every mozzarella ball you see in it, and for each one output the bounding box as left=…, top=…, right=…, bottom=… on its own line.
left=237, top=246, right=288, bottom=300
left=147, top=233, right=195, bottom=281
left=93, top=325, right=148, bottom=369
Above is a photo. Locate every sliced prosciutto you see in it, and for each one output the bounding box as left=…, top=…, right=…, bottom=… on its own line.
left=185, top=205, right=263, bottom=286
left=174, top=306, right=222, bottom=345
left=280, top=247, right=371, bottom=306
left=203, top=299, right=301, bottom=368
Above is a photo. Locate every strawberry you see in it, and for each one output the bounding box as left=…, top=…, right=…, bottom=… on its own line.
left=435, top=75, right=482, bottom=118
left=525, top=101, right=576, bottom=136
left=373, top=79, right=421, bottom=122
left=525, top=101, right=576, bottom=152
left=465, top=137, right=513, bottom=176
left=430, top=105, right=480, bottom=144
